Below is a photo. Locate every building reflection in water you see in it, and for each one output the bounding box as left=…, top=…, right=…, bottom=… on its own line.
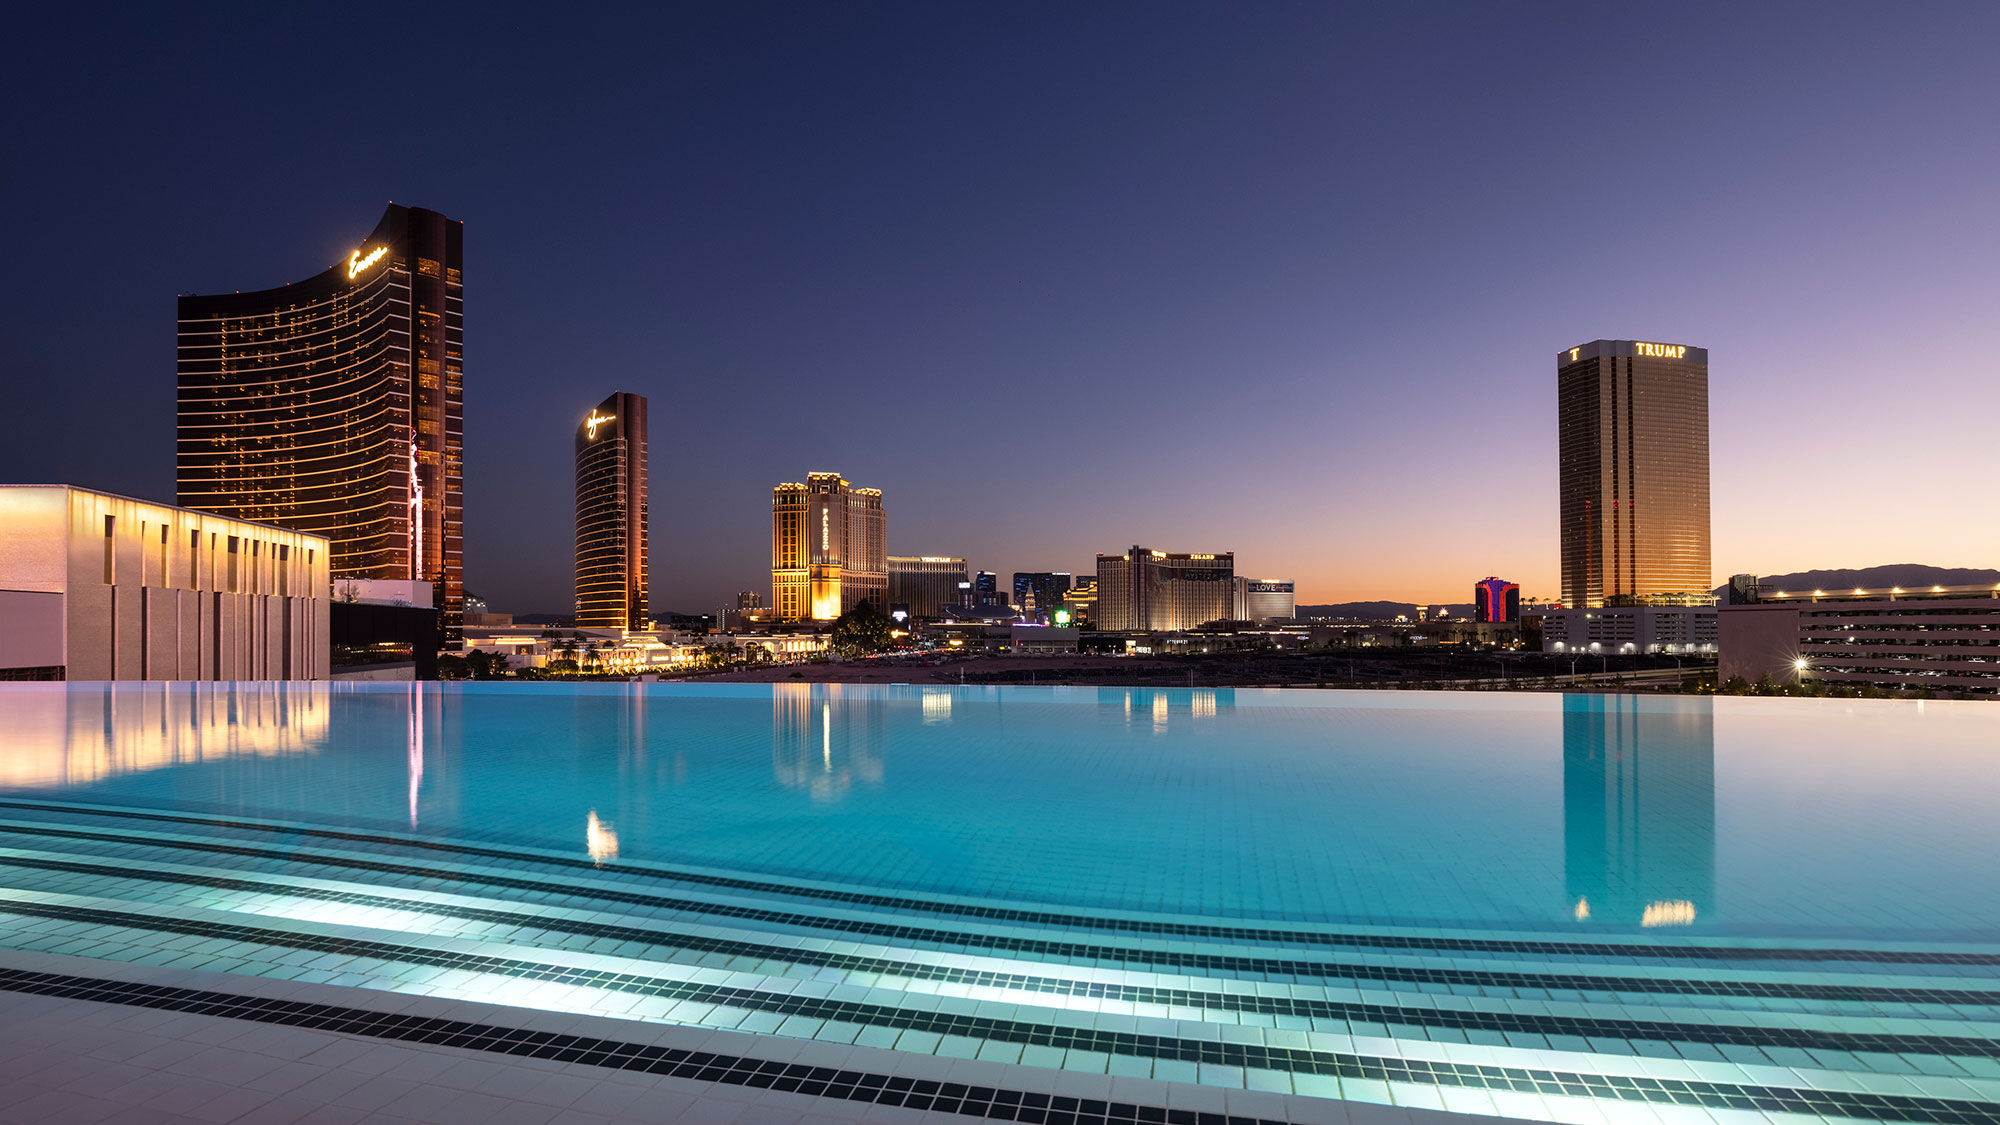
left=1563, top=695, right=1715, bottom=927
left=0, top=683, right=330, bottom=791
left=406, top=683, right=423, bottom=827
left=771, top=683, right=884, bottom=803
left=1099, top=688, right=1234, bottom=733
left=921, top=687, right=952, bottom=725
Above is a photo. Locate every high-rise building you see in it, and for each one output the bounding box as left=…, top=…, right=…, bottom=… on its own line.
left=973, top=571, right=1002, bottom=607
left=888, top=557, right=966, bottom=620
left=771, top=473, right=885, bottom=622
left=178, top=203, right=465, bottom=645
left=1557, top=340, right=1710, bottom=610
left=1012, top=572, right=1071, bottom=620
left=1474, top=577, right=1520, bottom=623
left=574, top=393, right=648, bottom=631
left=1096, top=547, right=1235, bottom=631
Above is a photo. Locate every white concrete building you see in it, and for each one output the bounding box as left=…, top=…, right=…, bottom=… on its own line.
left=0, top=485, right=330, bottom=681
left=1535, top=605, right=1717, bottom=655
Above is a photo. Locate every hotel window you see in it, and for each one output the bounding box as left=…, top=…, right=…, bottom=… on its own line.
left=159, top=524, right=169, bottom=587
left=189, top=530, right=201, bottom=590
left=227, top=536, right=239, bottom=593
left=103, top=515, right=116, bottom=584
left=278, top=544, right=290, bottom=597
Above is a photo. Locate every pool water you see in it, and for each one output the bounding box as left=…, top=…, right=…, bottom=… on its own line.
left=1, top=682, right=1997, bottom=1124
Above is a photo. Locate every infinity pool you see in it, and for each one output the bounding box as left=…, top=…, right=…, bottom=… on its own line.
left=1, top=682, right=1997, bottom=1125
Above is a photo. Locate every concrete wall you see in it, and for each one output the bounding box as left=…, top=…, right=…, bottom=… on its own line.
left=1717, top=604, right=1803, bottom=684
left=0, top=485, right=331, bottom=681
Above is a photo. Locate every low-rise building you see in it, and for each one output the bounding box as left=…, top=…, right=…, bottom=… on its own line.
left=1720, top=583, right=2000, bottom=697
left=0, top=484, right=330, bottom=681
left=1535, top=605, right=1717, bottom=655
left=1234, top=578, right=1295, bottom=622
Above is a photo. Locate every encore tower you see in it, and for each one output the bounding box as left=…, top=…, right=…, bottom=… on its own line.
left=771, top=473, right=885, bottom=622
left=177, top=203, right=465, bottom=644
left=1557, top=340, right=1710, bottom=609
left=574, top=393, right=649, bottom=630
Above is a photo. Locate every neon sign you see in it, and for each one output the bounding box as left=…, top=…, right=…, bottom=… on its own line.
left=1568, top=348, right=1580, bottom=362
left=583, top=410, right=615, bottom=439
left=347, top=246, right=388, bottom=279
left=1634, top=342, right=1687, bottom=359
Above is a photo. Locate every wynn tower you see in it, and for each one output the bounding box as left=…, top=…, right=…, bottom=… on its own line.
left=575, top=393, right=649, bottom=630
left=177, top=203, right=465, bottom=644
left=1556, top=339, right=1710, bottom=609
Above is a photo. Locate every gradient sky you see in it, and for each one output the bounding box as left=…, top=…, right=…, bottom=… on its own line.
left=4, top=3, right=1996, bottom=614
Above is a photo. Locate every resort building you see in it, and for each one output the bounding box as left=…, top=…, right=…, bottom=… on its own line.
left=0, top=484, right=330, bottom=680
left=574, top=393, right=649, bottom=630
left=1233, top=578, right=1296, bottom=622
left=1064, top=576, right=1097, bottom=627
left=1535, top=604, right=1717, bottom=655
left=1719, top=583, right=2000, bottom=697
left=771, top=473, right=885, bottom=622
left=887, top=556, right=966, bottom=620
left=177, top=203, right=465, bottom=645
left=1557, top=340, right=1710, bottom=609
left=1095, top=546, right=1235, bottom=632
left=1474, top=577, right=1520, bottom=623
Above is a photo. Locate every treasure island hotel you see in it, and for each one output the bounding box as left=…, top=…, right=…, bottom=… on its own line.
left=771, top=473, right=885, bottom=622
left=177, top=204, right=465, bottom=645
left=575, top=393, right=649, bottom=630
left=1557, top=340, right=1710, bottom=609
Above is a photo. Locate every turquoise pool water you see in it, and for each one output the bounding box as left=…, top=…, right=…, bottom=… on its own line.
left=1, top=682, right=1997, bottom=1124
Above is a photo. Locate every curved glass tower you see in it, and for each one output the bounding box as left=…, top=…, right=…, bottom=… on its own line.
left=177, top=204, right=464, bottom=645
left=574, top=392, right=649, bottom=631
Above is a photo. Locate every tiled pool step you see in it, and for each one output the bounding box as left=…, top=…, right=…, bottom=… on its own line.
left=8, top=799, right=1995, bottom=966
left=8, top=847, right=2000, bottom=1037
left=5, top=901, right=2000, bottom=1125
left=7, top=801, right=2000, bottom=1124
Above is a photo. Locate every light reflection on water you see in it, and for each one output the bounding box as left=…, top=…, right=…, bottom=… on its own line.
left=0, top=682, right=330, bottom=789
left=1, top=682, right=1997, bottom=937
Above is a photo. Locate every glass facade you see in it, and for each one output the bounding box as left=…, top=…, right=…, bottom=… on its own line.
left=886, top=557, right=966, bottom=620
left=1558, top=340, right=1709, bottom=610
left=177, top=204, right=464, bottom=645
left=574, top=393, right=648, bottom=630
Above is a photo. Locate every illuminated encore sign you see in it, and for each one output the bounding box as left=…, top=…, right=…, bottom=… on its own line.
left=1634, top=342, right=1687, bottom=358
left=583, top=410, right=615, bottom=439
left=347, top=246, right=388, bottom=279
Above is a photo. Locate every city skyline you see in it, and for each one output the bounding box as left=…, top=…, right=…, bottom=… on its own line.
left=5, top=6, right=1996, bottom=615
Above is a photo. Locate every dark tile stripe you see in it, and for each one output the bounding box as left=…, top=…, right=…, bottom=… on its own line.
left=0, top=965, right=1282, bottom=1125
left=4, top=894, right=2000, bottom=1067
left=3, top=799, right=1987, bottom=966
left=7, top=852, right=2000, bottom=1051
left=6, top=825, right=1993, bottom=1008
left=0, top=962, right=1992, bottom=1125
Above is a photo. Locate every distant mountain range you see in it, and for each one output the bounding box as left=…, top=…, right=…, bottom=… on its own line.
left=1296, top=602, right=1476, bottom=620
left=1721, top=564, right=1999, bottom=594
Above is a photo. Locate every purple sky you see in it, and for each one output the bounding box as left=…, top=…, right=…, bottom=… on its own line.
left=4, top=4, right=1995, bottom=613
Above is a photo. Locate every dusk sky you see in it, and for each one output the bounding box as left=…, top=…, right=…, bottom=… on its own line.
left=5, top=3, right=1996, bottom=614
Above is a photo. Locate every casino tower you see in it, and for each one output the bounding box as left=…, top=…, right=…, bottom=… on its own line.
left=771, top=473, right=886, bottom=622
left=574, top=393, right=649, bottom=630
left=177, top=203, right=464, bottom=645
left=1557, top=340, right=1711, bottom=609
